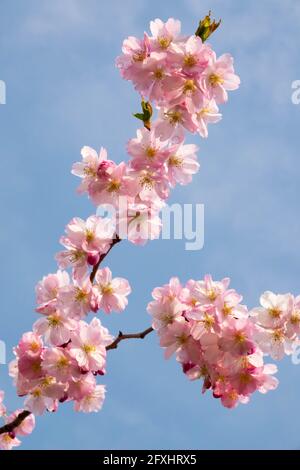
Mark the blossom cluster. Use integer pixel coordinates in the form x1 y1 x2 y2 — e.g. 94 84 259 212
2 17 240 450
116 18 240 140
147 276 300 408
0 391 35 450
9 265 131 419
71 18 239 246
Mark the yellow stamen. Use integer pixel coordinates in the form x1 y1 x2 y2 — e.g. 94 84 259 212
83 344 96 354
291 311 300 325
184 54 197 67
75 289 87 303
101 284 114 295
234 332 246 344
30 342 40 353
183 79 196 94
207 290 217 301
168 155 183 167
209 73 224 86
158 36 171 49
273 329 284 342
140 173 154 189
48 315 61 327
153 68 164 80
133 51 146 62
222 304 233 316
85 230 94 243
107 180 121 193
203 313 215 329
268 307 282 319
145 146 156 158
166 110 182 124
83 167 97 177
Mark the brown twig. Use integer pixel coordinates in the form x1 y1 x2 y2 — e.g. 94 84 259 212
0 410 31 436
106 326 154 351
90 234 121 283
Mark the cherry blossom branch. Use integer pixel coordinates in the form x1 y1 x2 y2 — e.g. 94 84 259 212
0 325 154 435
90 235 121 283
106 326 154 351
0 410 31 436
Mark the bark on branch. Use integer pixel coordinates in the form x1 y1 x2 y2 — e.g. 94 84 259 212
106 326 154 351
0 410 31 436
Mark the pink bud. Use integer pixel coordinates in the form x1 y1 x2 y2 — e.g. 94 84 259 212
97 160 114 178
87 252 100 266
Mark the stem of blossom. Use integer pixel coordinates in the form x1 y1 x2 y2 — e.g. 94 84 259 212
0 326 154 435
106 326 154 351
90 235 121 283
0 410 31 435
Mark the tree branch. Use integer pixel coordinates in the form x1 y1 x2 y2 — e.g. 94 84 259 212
0 325 154 435
1 234 152 436
90 234 121 283
106 326 154 351
0 410 31 436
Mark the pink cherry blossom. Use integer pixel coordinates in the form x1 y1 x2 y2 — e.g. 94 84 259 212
251 291 292 329
34 310 77 346
92 267 131 313
218 318 256 356
68 372 96 401
15 332 43 358
159 317 192 359
24 380 64 415
74 384 106 413
127 127 168 170
58 276 93 319
151 276 185 304
201 52 240 104
35 270 70 314
168 76 205 114
69 318 112 372
165 142 199 186
147 298 184 330
131 168 170 201
116 33 151 80
0 433 21 450
117 201 162 245
42 348 80 382
61 215 114 258
72 146 113 194
286 295 300 337
192 99 222 138
0 391 6 417
154 104 197 142
149 18 181 52
173 35 212 76
88 162 137 206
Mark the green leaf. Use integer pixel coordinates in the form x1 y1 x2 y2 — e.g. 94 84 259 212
133 113 145 121
195 11 221 42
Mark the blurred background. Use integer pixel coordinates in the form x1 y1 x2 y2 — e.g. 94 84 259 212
0 0 300 450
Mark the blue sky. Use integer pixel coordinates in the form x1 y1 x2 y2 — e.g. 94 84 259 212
1 0 300 450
